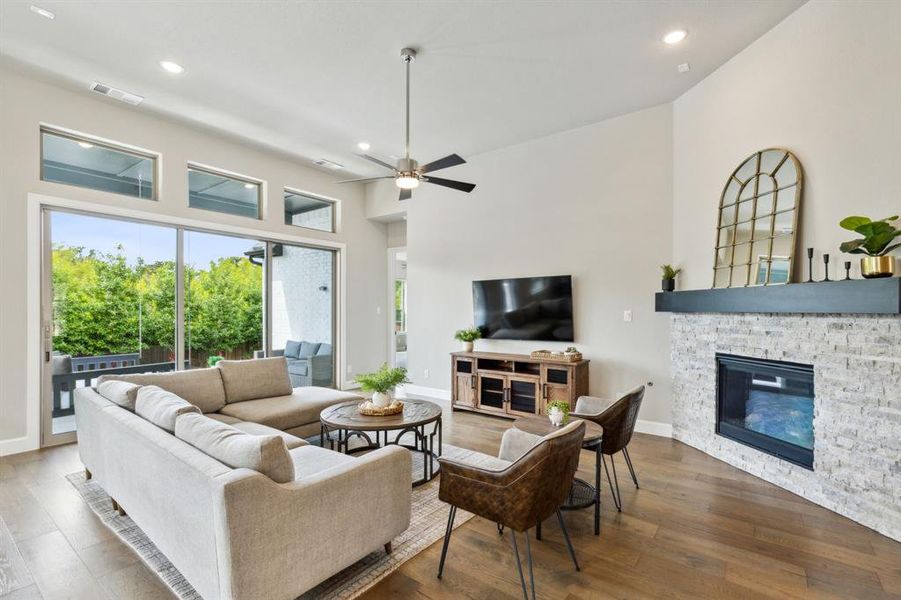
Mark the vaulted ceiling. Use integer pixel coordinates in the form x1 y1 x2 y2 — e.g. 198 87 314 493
1 1 805 176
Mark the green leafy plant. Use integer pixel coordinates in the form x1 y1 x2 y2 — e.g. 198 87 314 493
454 327 482 343
354 363 410 394
565 346 578 353
546 400 571 423
660 264 682 280
839 215 901 256
207 355 225 367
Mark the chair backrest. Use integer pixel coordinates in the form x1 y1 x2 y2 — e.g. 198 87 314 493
503 420 586 530
598 385 645 454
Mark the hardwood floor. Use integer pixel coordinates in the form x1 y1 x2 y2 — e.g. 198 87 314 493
1 400 899 600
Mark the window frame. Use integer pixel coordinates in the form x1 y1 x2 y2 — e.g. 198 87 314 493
283 187 338 234
187 162 264 220
39 125 160 201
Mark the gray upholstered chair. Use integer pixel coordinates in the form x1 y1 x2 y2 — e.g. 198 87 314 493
275 340 334 387
572 385 645 511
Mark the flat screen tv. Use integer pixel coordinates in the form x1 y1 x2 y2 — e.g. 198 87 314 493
472 275 573 341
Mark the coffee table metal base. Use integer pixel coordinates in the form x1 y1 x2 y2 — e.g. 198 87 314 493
320 419 442 487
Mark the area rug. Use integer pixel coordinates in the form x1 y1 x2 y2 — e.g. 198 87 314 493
66 444 488 600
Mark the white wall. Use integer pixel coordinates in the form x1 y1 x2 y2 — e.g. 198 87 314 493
405 104 674 425
0 63 389 449
673 0 901 289
387 221 407 248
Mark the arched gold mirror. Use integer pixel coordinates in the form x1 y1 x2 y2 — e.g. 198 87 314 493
712 148 803 288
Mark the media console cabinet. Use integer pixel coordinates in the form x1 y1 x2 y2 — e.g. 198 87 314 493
450 351 590 418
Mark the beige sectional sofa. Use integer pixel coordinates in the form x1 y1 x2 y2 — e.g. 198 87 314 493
75 357 412 600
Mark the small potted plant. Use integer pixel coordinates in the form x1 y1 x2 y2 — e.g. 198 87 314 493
839 215 901 278
564 346 579 356
355 363 410 408
660 264 682 292
546 401 570 427
207 355 225 367
454 327 482 352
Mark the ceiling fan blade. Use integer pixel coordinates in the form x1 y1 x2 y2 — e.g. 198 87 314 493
420 153 466 173
399 188 412 201
422 176 476 193
336 176 394 184
358 154 397 171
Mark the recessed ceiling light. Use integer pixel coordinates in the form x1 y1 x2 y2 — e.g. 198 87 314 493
78 141 94 149
30 5 54 19
243 183 255 189
159 60 185 74
663 30 687 45
357 142 371 151
677 62 691 73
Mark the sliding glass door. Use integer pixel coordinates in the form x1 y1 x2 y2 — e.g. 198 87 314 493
43 211 177 446
184 231 264 368
41 208 338 447
270 243 337 387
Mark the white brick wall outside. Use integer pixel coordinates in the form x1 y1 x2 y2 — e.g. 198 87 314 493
271 244 333 349
671 313 901 542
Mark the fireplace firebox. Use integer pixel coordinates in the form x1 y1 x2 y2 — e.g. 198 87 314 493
715 354 814 469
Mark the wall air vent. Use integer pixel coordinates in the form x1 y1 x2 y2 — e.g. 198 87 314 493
89 81 144 106
313 158 344 170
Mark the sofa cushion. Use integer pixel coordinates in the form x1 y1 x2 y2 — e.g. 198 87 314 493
298 342 321 358
287 362 309 376
206 413 242 425
217 357 293 404
230 422 307 450
217 387 363 431
316 343 332 356
174 413 294 483
288 445 355 479
96 380 142 411
135 385 201 433
284 340 302 359
96 368 226 414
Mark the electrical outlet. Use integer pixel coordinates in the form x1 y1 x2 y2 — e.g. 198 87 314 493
623 310 633 322
424 368 430 379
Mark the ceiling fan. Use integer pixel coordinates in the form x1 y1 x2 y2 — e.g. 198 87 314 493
338 48 476 201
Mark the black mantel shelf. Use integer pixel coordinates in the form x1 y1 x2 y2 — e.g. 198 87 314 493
655 278 901 315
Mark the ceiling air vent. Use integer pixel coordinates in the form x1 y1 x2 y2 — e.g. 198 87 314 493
89 81 144 106
313 158 344 170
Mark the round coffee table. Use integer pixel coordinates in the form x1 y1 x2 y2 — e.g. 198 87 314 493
320 399 443 487
513 415 604 535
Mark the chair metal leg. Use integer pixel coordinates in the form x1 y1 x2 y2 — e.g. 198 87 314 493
510 531 529 600
602 454 622 512
556 509 580 572
623 447 639 488
524 529 536 600
437 506 456 579
536 520 541 540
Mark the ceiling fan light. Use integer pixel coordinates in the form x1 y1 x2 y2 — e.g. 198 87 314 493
396 175 419 190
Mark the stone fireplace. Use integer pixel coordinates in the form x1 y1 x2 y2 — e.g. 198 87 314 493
671 312 901 542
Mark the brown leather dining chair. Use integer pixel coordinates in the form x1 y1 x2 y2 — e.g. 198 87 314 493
572 385 645 511
436 420 586 600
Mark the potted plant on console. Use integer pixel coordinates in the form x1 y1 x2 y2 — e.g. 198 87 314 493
355 364 410 408
454 327 482 352
839 215 901 278
546 400 570 427
660 264 682 292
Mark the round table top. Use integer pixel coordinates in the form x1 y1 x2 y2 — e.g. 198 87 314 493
512 414 603 444
320 398 442 431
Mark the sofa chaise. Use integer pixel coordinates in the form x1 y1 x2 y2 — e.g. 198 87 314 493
75 357 412 600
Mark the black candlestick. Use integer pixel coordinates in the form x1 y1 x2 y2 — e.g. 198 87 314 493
806 248 814 283
844 261 852 280
822 253 831 282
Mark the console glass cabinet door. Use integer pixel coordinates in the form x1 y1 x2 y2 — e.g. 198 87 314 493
477 375 507 413
507 375 539 416
453 359 477 408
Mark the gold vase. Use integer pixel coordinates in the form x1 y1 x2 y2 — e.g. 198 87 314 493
860 256 895 278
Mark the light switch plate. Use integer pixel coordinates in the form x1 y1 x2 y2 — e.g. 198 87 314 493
623 310 633 322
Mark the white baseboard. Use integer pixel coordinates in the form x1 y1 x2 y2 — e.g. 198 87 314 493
399 384 451 401
634 419 673 438
0 435 39 457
